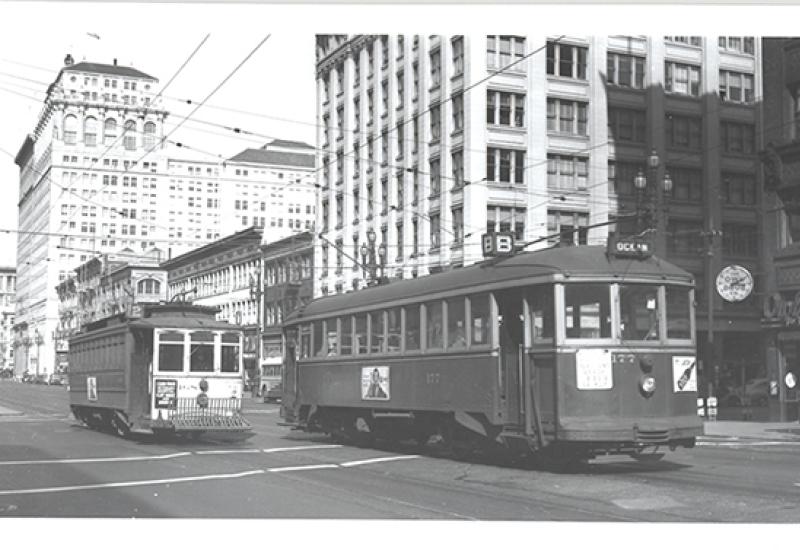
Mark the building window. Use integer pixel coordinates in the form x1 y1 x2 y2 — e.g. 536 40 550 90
396 171 404 210
720 121 755 155
412 63 419 101
722 224 757 257
396 223 404 260
124 120 137 150
396 71 404 109
452 36 464 76
451 150 464 190
665 36 702 46
547 154 588 190
430 213 441 249
487 35 525 69
83 117 97 147
719 70 754 104
337 106 345 141
336 195 343 228
63 115 78 145
487 90 525 127
367 183 374 218
430 104 441 141
353 187 360 220
546 42 587 80
143 121 156 150
430 158 441 196
381 177 388 214
665 62 701 96
547 210 588 246
608 160 644 196
452 207 464 244
322 200 329 231
487 148 525 184
412 219 419 256
607 107 646 143
719 36 755 55
669 166 704 202
452 93 464 132
137 278 161 294
486 206 526 241
606 52 646 89
547 98 588 135
722 173 757 206
665 114 702 149
430 49 441 88
381 81 388 117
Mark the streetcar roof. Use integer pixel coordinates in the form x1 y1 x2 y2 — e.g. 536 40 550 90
286 245 693 323
72 304 240 338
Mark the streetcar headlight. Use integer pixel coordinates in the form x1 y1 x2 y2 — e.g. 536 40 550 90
639 375 656 397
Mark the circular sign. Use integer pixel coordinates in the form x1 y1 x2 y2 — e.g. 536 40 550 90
196 392 209 408
786 372 797 389
716 265 754 302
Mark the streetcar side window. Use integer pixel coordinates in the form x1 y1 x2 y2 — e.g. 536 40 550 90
666 286 692 340
299 324 311 358
370 311 386 354
354 314 368 354
564 284 611 339
325 320 339 356
447 297 467 349
221 332 240 372
619 284 660 341
158 330 184 372
405 304 421 351
189 331 215 372
528 285 554 344
426 300 444 349
340 316 353 355
469 294 491 347
313 321 325 356
387 307 402 352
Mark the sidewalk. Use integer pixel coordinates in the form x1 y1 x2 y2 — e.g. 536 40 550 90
703 420 800 441
0 404 22 416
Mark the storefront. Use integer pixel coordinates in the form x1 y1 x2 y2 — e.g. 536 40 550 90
761 291 800 421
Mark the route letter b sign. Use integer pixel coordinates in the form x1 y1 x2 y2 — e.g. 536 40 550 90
482 232 515 257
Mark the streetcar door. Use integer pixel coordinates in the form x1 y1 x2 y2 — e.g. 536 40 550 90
496 290 525 427
282 328 299 410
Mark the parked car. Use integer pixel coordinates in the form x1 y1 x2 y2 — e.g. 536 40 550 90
32 375 49 385
49 373 68 386
21 372 34 384
263 383 283 403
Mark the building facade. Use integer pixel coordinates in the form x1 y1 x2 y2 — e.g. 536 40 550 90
315 34 765 415
0 268 15 370
13 54 316 378
260 231 314 392
758 38 800 421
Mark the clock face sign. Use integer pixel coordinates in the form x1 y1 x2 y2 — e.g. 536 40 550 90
716 265 754 302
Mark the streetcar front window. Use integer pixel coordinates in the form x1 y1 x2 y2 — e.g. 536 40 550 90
189 331 214 372
470 294 491 346
528 285 554 344
564 284 611 339
619 284 660 341
666 286 693 340
158 330 184 372
221 332 240 373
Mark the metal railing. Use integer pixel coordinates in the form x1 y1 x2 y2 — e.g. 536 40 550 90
170 397 249 430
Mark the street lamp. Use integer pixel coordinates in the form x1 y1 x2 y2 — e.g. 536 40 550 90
359 229 388 287
633 149 673 241
33 329 43 379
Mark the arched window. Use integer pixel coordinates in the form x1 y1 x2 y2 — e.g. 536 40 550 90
124 120 137 151
104 118 117 145
63 115 78 145
143 121 156 150
83 117 97 147
137 278 161 294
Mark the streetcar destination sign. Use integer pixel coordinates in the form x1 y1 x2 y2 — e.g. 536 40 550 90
482 232 515 257
607 235 653 258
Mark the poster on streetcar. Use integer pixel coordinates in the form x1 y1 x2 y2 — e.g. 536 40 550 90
361 366 390 400
86 376 97 401
672 356 697 392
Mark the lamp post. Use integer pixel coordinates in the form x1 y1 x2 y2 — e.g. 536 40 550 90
33 329 43 379
633 149 673 254
359 229 387 287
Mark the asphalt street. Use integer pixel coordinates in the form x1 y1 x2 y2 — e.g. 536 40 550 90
1 380 799 521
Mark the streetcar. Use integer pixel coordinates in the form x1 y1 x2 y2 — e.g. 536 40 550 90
68 303 252 439
280 242 702 464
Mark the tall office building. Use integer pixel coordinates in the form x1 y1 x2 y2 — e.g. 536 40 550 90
315 35 764 410
13 55 316 378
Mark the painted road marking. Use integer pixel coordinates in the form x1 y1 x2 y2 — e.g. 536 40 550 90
267 464 340 472
696 441 800 447
0 451 192 466
194 449 262 455
262 444 343 453
340 455 420 467
242 409 278 414
0 469 265 496
613 496 683 510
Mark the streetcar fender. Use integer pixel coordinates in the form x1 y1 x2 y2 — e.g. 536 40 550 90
454 411 487 437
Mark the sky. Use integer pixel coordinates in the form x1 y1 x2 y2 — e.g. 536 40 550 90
0 0 795 273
